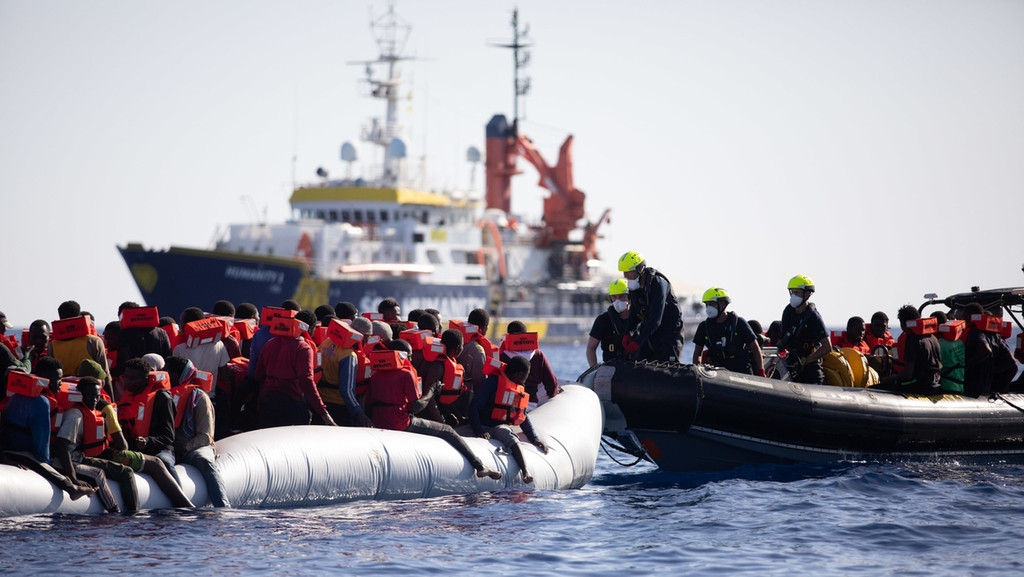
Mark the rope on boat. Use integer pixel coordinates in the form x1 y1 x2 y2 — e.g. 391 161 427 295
992 392 1024 415
600 436 651 467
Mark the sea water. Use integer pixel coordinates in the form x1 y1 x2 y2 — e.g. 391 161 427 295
4 342 1024 576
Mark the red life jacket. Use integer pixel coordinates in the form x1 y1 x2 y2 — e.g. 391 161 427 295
169 384 200 429
435 355 466 406
490 372 528 426
76 403 110 458
117 371 171 438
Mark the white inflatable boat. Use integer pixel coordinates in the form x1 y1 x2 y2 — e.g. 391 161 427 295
0 384 601 517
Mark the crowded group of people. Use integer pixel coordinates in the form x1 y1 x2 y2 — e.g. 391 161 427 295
0 296 565 511
586 253 1024 398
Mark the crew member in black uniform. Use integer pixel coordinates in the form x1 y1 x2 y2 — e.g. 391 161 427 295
586 279 631 367
777 274 831 385
618 250 684 363
691 287 765 376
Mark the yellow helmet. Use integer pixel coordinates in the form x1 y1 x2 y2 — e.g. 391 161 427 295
617 251 645 272
608 279 630 296
702 287 731 304
787 274 815 292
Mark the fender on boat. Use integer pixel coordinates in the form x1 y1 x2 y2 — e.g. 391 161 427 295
0 384 601 518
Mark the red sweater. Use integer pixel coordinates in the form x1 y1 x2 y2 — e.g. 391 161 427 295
255 336 328 416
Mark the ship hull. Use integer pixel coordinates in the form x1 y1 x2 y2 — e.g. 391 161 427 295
119 244 490 324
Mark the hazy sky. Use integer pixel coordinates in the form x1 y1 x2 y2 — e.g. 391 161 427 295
2 0 1023 330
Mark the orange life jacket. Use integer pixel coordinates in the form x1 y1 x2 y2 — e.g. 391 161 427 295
490 372 528 426
436 355 466 406
76 403 110 458
117 371 171 438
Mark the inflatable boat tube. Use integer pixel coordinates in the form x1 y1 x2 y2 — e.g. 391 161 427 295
0 384 601 517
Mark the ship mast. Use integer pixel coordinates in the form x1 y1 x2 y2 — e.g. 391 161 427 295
353 3 412 187
491 9 532 133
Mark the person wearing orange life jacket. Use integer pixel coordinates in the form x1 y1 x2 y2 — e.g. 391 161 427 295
364 339 502 480
173 307 234 438
499 321 559 406
872 305 942 395
52 376 129 514
469 356 548 484
0 310 32 373
832 316 872 355
962 302 1017 398
317 317 374 428
254 313 338 429
115 301 172 378
48 301 112 399
456 308 497 398
118 357 183 485
417 329 471 427
164 356 230 507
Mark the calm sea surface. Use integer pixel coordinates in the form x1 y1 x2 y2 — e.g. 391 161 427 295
4 342 1024 576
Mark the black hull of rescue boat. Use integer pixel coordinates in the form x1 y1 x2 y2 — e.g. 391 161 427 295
582 362 1024 472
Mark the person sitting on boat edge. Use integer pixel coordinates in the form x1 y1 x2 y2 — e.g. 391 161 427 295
776 274 831 385
1 359 96 501
52 376 129 514
173 307 233 439
363 338 502 480
470 356 548 484
164 356 231 507
691 287 765 376
586 279 631 368
499 320 559 406
962 302 1017 398
617 250 685 363
420 329 472 427
872 305 942 395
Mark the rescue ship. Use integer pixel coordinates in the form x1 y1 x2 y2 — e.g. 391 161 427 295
118 8 698 342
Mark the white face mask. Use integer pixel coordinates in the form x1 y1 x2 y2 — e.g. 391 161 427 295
613 300 628 313
626 278 640 291
789 294 805 308
705 304 719 319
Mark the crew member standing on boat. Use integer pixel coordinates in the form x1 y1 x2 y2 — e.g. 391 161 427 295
586 279 631 367
618 251 684 363
777 275 831 385
691 288 765 376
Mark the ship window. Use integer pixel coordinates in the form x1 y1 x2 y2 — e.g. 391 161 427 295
354 210 363 222
420 212 428 224
342 210 351 222
329 210 338 221
316 210 325 219
413 232 425 243
267 247 274 255
367 211 376 222
380 210 389 222
426 249 441 265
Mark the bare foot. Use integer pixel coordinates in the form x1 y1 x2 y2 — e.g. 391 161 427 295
476 468 502 480
522 474 534 484
68 484 96 501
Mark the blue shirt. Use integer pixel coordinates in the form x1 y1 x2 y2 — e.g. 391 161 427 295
1 394 53 462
